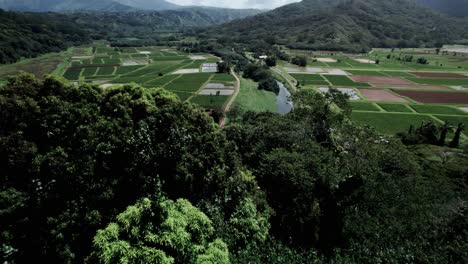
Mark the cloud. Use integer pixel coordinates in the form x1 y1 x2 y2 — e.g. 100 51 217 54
167 0 301 9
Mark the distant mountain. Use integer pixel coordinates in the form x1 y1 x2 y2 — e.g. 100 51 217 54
416 0 468 17
115 0 179 11
206 0 468 52
0 0 178 11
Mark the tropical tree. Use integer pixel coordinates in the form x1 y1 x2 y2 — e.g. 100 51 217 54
89 197 230 264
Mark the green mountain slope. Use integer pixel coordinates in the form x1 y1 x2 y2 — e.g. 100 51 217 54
417 0 468 17
206 0 468 52
0 9 89 63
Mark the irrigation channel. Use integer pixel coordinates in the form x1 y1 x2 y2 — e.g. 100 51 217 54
277 81 293 115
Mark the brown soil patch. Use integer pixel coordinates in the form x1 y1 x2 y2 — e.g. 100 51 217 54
351 76 411 85
372 83 451 90
394 90 468 104
410 72 468 78
359 89 408 102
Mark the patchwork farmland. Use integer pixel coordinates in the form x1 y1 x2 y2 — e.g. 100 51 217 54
59 44 235 110
280 47 468 136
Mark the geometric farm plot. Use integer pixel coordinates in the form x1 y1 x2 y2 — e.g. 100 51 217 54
199 89 235 95
205 83 235 89
351 76 412 85
172 69 200 74
322 68 349 76
201 63 218 73
359 89 408 102
284 66 324 74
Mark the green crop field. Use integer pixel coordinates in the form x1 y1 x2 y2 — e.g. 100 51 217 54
143 75 181 87
351 112 437 135
165 73 212 92
115 66 144 75
211 74 236 82
82 67 97 77
378 103 413 113
410 105 468 115
190 95 230 109
63 68 82 80
97 67 115 75
173 91 195 101
349 102 381 111
291 74 329 85
323 75 371 87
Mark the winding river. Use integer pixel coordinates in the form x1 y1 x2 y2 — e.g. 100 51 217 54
276 81 293 115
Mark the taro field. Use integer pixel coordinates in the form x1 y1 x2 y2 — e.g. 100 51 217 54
59 44 235 110
282 47 468 138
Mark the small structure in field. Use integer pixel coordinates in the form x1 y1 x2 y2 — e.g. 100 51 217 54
259 55 268 59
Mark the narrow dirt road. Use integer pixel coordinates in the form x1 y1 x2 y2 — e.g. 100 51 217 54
220 69 241 127
272 67 297 92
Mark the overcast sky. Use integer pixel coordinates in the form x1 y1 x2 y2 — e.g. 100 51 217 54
167 0 301 9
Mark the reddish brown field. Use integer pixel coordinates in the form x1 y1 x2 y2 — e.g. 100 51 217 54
394 90 468 104
351 76 412 84
372 83 451 90
359 89 408 102
410 72 468 78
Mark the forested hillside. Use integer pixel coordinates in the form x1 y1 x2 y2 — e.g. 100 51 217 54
417 0 468 17
1 74 466 263
0 8 262 64
0 9 89 64
204 0 468 52
0 0 176 11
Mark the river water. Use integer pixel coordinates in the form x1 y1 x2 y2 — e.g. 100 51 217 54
276 81 293 115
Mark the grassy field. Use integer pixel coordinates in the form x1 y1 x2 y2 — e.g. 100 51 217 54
351 112 437 134
433 115 468 128
232 78 277 113
190 95 230 109
291 73 329 85
378 103 413 113
211 73 236 82
410 105 468 115
349 102 381 111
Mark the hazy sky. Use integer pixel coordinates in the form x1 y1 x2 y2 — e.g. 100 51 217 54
167 0 301 9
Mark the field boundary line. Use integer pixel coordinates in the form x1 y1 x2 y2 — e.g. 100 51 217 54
220 70 241 128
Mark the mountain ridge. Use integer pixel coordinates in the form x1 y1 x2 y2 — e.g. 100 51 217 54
204 0 468 52
0 0 180 11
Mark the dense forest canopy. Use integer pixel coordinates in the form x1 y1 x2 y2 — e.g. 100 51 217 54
0 9 89 64
1 74 466 263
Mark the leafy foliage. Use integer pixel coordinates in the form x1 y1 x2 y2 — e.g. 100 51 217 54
89 197 229 264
